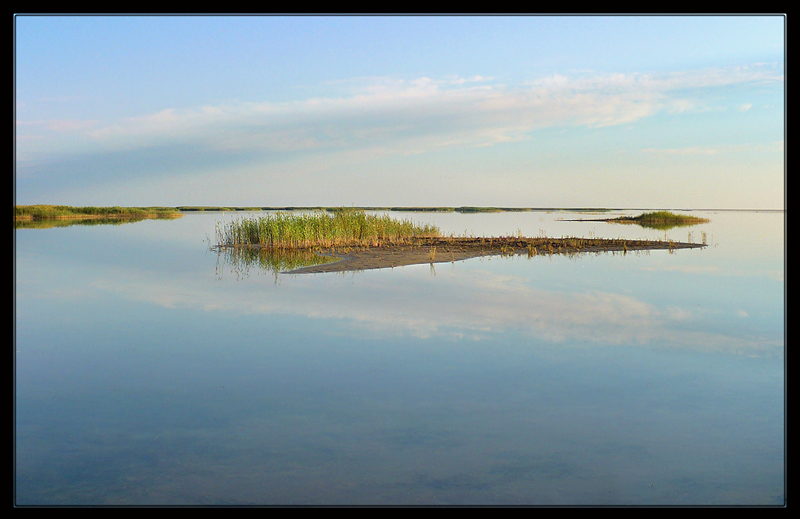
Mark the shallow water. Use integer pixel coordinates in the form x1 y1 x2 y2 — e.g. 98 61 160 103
14 209 785 506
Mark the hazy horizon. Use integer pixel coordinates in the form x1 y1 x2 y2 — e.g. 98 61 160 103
14 15 785 210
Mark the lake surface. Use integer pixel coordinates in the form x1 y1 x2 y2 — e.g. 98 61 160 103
14 209 785 506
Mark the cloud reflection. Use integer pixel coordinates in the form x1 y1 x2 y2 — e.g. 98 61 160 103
87 255 782 358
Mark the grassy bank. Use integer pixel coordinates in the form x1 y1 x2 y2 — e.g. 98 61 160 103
215 209 440 249
15 205 183 221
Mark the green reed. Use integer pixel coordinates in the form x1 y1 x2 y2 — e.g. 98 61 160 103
215 209 440 249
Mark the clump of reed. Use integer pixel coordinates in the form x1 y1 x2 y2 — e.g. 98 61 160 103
215 209 440 250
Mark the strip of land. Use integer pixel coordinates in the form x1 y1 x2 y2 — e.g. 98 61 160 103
253 236 706 274
14 205 183 221
178 206 616 213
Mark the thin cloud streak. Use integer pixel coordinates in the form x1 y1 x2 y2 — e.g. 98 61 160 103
641 141 784 156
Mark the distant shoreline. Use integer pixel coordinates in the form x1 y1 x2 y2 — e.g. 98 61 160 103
175 206 783 213
13 204 783 222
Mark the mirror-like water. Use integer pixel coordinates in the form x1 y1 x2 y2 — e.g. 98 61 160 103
14 209 785 506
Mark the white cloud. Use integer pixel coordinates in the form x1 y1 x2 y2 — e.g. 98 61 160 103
48 64 781 160
15 63 784 207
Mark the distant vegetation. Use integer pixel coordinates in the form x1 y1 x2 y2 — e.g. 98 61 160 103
607 211 710 230
177 206 283 212
179 206 615 213
15 205 709 236
15 205 182 221
215 208 440 249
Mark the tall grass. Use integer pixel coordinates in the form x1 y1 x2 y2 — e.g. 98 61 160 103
215 209 440 249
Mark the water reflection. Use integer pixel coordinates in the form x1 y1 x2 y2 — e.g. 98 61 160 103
75 247 777 358
605 218 709 231
14 217 151 229
214 246 341 278
14 209 785 506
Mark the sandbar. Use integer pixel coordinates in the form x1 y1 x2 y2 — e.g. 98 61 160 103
277 236 706 274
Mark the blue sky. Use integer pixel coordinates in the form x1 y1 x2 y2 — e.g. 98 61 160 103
14 15 785 209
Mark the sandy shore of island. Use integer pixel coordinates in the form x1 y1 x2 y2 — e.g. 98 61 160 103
278 236 706 274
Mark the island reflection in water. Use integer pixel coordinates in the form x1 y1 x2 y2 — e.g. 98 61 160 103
210 239 778 358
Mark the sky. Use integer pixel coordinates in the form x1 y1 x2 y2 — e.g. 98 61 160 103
14 15 785 209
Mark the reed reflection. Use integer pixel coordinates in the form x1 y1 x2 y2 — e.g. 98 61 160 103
14 218 152 229
215 246 342 278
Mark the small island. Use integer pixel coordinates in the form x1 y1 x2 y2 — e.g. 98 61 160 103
213 209 707 274
563 210 710 230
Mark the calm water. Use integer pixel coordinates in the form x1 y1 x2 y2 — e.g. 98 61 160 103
14 209 785 506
